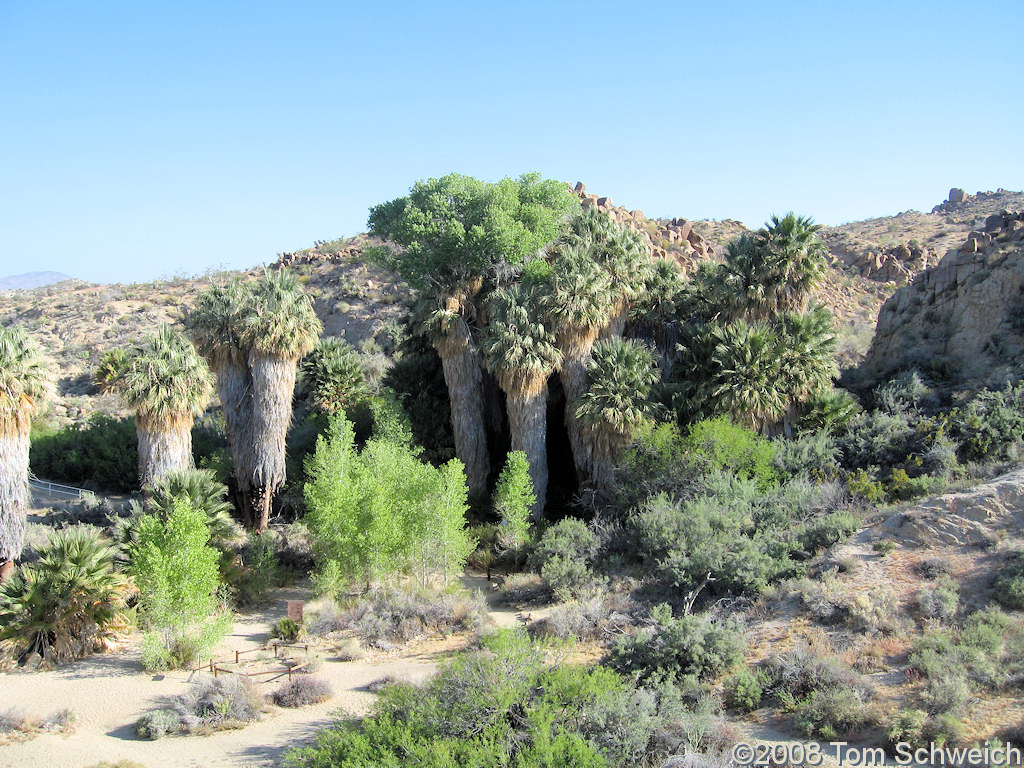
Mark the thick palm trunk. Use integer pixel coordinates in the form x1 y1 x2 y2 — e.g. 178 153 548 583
0 428 30 581
436 318 489 497
599 303 629 340
558 330 599 484
215 362 255 526
506 385 549 519
248 352 298 531
136 414 194 488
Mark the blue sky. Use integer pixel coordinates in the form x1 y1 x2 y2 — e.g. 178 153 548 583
1 1 1021 284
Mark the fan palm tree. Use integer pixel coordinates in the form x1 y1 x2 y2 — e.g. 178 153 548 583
759 212 828 314
112 325 213 488
0 326 53 582
299 338 371 414
775 304 839 435
238 269 322 530
630 257 687 375
574 338 661 487
482 285 562 516
539 242 614 482
708 321 787 433
561 208 650 337
186 280 253 505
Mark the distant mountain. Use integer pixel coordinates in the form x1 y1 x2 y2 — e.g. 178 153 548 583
0 271 73 291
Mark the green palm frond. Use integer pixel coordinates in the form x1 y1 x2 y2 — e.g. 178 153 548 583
299 338 371 414
118 325 213 424
482 285 562 396
540 242 615 339
0 325 54 434
185 280 249 370
239 269 323 360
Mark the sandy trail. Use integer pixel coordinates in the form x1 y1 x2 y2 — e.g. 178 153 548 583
0 584 461 768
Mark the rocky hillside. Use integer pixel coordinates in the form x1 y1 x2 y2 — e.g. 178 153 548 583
859 209 1024 390
1 185 1020 425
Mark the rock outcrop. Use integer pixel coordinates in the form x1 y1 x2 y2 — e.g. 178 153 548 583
880 468 1024 546
860 211 1024 387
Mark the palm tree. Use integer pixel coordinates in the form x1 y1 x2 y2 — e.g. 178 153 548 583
561 209 649 337
759 212 828 314
238 269 322 530
574 338 661 487
775 304 838 435
0 326 53 582
630 257 687 375
186 280 254 508
113 325 213 487
482 284 562 516
299 338 371 414
708 321 787 433
539 242 614 483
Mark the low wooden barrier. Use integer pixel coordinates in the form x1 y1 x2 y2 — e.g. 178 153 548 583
204 642 316 682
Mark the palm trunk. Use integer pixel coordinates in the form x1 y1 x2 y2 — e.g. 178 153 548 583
0 428 30 581
214 361 253 521
599 302 629 339
248 351 298 531
136 413 194 488
558 329 599 484
436 317 490 497
506 383 549 519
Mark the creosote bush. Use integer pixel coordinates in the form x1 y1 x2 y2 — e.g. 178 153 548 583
530 517 601 601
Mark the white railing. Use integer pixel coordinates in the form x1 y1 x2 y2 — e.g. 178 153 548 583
28 475 86 500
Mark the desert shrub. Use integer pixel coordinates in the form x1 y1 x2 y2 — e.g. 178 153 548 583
614 422 703 509
838 410 920 471
0 527 130 665
500 572 550 606
915 557 954 579
135 676 263 739
911 577 959 622
995 552 1024 609
846 468 886 502
530 592 639 642
926 713 966 747
683 417 777 489
874 370 931 414
272 677 332 708
723 666 765 712
773 430 838 478
920 669 971 716
229 531 284 608
272 617 302 643
30 414 137 492
531 518 600 601
609 603 744 686
798 510 860 552
0 707 75 741
764 643 867 704
131 499 227 671
322 587 485 649
887 708 928 750
304 417 474 590
792 687 871 740
949 383 1024 462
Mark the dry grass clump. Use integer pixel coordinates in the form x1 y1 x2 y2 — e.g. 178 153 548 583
306 587 486 649
528 590 640 641
134 677 264 739
0 707 75 744
271 677 332 708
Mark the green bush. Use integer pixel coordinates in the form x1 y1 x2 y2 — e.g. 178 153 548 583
792 687 871 740
135 677 263 739
995 553 1024 610
131 499 226 671
683 417 777 489
0 528 130 665
773 430 838 478
609 604 744 686
799 511 860 552
304 417 474 591
949 383 1024 462
887 708 928 750
911 577 959 622
723 666 764 712
531 518 600 601
272 617 302 643
493 450 534 561
30 414 138 492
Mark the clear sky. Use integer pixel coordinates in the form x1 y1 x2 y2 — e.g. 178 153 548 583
1 1 1021 284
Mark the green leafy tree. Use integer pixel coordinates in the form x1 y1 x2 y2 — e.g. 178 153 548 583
574 338 661 487
0 325 53 581
369 172 578 496
304 417 473 591
131 497 225 670
102 325 213 487
493 450 534 558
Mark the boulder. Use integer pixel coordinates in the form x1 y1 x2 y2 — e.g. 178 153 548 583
948 188 968 203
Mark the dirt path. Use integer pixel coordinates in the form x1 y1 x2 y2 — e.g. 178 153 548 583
0 585 466 768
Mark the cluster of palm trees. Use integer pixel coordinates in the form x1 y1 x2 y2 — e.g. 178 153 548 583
673 213 838 434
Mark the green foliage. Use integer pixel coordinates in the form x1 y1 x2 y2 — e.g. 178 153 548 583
723 666 765 712
299 338 371 414
0 527 129 664
773 430 838 479
493 451 534 558
683 417 777 488
609 604 744 686
792 687 871 740
949 383 1024 462
304 417 474 591
30 414 138 492
131 498 225 670
368 172 579 292
272 617 302 643
799 511 860 552
995 552 1024 610
531 518 599 601
874 370 931 414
